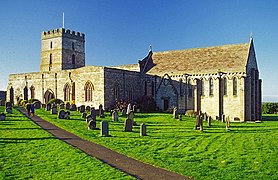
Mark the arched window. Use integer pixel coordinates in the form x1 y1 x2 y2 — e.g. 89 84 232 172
233 77 237 96
84 81 94 102
64 83 71 101
188 79 193 97
72 54 75 65
23 86 28 100
50 41 52 49
201 79 205 96
114 84 120 100
72 82 75 101
30 86 35 99
127 84 133 101
209 78 213 96
179 79 184 96
144 81 148 96
151 81 155 96
72 42 75 50
223 77 227 96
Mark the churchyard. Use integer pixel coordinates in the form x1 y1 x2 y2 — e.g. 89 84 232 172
1 104 278 179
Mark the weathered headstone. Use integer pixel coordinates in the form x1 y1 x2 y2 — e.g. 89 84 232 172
128 111 135 124
100 121 109 136
99 104 104 118
82 112 87 119
195 115 200 130
88 120 97 130
140 123 146 136
86 106 91 112
86 115 93 123
127 103 132 114
80 105 85 113
204 113 208 121
6 107 12 114
0 113 6 120
199 115 203 132
91 108 97 121
34 101 42 109
112 110 118 121
70 104 77 111
121 109 127 117
58 110 66 119
173 107 178 119
64 111 70 119
59 103 65 109
5 102 12 109
52 107 57 114
46 103 51 111
132 105 136 112
124 118 133 132
208 116 212 127
65 103 70 110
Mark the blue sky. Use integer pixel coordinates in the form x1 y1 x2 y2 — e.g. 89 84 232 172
0 0 277 102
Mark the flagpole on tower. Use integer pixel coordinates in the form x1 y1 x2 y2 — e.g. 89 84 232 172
62 12 65 28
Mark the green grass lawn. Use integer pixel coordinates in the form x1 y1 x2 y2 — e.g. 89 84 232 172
34 108 278 180
0 106 134 180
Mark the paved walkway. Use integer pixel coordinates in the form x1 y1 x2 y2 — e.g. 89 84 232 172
18 108 191 180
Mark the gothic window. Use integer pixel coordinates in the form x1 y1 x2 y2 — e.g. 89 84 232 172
114 84 120 100
127 84 133 101
72 54 75 65
201 79 205 96
30 86 35 99
64 83 71 101
23 86 28 100
84 81 94 102
72 82 75 101
209 78 213 96
179 79 184 96
50 41 52 49
233 77 237 96
151 81 155 96
188 79 193 98
144 81 148 96
72 42 75 50
223 77 227 96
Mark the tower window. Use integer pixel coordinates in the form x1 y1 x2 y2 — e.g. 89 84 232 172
72 42 75 50
233 77 237 96
72 54 75 65
50 41 52 49
49 54 52 71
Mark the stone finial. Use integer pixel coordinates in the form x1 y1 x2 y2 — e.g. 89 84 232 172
250 32 253 39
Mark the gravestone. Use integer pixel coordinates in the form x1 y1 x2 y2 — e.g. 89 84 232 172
6 107 12 114
82 112 87 119
222 114 225 123
121 109 127 117
64 111 70 119
199 115 203 132
132 105 136 112
88 120 97 130
65 103 70 110
128 111 135 124
100 121 109 136
140 123 146 136
59 103 65 109
124 118 133 132
70 104 77 111
5 102 12 109
99 104 104 118
127 103 132 114
112 110 118 122
34 101 42 109
52 107 57 114
0 113 6 120
179 114 182 121
58 110 66 119
91 108 97 121
46 103 51 111
204 113 208 121
226 116 230 130
86 106 91 112
195 115 200 130
80 105 85 113
208 116 212 127
173 107 178 119
86 115 93 123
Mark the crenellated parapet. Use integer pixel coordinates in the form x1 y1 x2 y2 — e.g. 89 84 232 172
42 28 85 41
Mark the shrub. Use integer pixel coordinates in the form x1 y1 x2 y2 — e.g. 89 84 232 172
28 99 40 103
262 102 278 114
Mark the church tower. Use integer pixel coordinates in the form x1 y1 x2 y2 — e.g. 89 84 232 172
40 28 85 72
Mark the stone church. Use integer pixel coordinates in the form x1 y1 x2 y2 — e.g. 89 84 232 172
6 27 262 121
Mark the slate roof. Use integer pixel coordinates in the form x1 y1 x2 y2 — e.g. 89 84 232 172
147 43 251 75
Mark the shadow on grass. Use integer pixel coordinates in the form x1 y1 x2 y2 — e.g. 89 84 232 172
0 137 56 144
262 116 278 121
0 127 42 130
